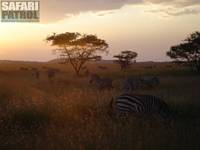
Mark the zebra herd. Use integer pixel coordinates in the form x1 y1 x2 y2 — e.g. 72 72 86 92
89 73 171 121
89 74 160 92
20 66 171 121
20 66 60 81
123 76 159 93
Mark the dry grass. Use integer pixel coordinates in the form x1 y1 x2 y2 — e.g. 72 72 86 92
0 61 200 150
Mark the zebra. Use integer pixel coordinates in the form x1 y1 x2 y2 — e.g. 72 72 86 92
20 67 29 71
110 93 170 120
30 68 40 79
98 65 107 70
89 74 113 90
139 76 160 88
45 68 60 81
34 70 40 79
47 69 56 81
122 78 141 93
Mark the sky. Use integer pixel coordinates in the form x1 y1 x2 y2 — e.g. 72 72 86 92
0 0 200 62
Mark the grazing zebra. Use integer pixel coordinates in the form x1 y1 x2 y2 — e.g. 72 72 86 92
45 68 60 81
47 69 56 81
30 68 40 79
89 74 113 90
110 93 170 119
143 66 154 69
98 65 107 70
34 70 40 79
20 67 29 71
122 78 141 93
140 76 160 87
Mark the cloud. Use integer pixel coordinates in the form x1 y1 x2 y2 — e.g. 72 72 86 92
41 0 141 22
145 0 200 7
145 0 200 16
39 0 200 22
166 7 200 16
147 7 200 17
96 10 116 16
145 0 175 4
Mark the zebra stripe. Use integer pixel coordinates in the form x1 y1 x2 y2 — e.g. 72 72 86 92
114 93 170 119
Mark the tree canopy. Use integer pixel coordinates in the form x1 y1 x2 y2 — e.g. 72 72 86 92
167 31 200 72
46 32 109 76
113 50 138 71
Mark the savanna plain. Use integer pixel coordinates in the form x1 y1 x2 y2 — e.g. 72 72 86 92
0 60 200 150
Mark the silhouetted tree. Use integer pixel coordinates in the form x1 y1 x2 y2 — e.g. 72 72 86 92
46 32 109 76
113 50 138 71
167 31 200 72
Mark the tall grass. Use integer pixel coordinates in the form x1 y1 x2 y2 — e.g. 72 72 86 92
0 62 200 149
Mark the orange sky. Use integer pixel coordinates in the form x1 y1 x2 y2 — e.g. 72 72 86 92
0 0 200 61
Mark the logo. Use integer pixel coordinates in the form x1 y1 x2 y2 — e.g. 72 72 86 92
1 1 40 22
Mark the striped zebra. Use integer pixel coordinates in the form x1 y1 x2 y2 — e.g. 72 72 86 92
140 76 160 88
122 78 141 93
89 74 113 90
110 93 170 119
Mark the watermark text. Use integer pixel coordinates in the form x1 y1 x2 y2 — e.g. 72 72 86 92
1 1 40 22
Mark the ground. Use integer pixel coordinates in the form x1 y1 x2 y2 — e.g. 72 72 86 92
0 61 200 150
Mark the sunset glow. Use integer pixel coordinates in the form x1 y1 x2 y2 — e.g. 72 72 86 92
0 0 200 61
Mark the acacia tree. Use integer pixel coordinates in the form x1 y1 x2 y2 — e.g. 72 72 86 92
46 32 109 76
113 50 138 71
167 31 200 72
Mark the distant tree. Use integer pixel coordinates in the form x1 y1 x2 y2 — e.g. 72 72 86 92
46 32 109 76
167 31 200 72
113 50 138 71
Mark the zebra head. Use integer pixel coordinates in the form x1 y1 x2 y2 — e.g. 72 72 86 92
158 101 171 120
158 102 174 127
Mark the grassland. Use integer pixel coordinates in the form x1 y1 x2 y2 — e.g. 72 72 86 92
0 60 200 150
